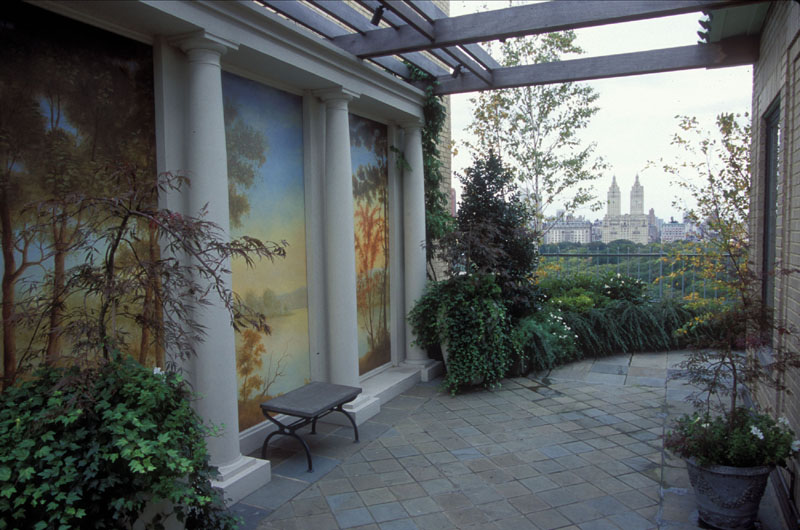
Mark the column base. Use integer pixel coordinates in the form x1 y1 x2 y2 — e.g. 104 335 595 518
402 359 443 382
212 455 271 505
320 394 381 427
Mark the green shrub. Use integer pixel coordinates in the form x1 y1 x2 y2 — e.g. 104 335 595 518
0 355 239 530
513 310 580 372
409 274 515 394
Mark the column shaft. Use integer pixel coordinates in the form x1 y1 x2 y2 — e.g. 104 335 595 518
182 41 241 470
322 94 360 388
402 124 428 363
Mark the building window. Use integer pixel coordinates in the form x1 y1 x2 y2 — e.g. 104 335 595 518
762 99 780 311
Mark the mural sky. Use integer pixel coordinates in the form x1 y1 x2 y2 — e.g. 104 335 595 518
222 72 310 431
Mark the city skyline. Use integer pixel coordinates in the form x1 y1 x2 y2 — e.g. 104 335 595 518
449 2 752 222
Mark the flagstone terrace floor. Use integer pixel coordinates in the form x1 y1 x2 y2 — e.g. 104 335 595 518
231 351 787 530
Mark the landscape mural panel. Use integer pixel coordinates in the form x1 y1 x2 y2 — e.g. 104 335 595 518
349 114 391 375
0 2 157 386
221 72 310 431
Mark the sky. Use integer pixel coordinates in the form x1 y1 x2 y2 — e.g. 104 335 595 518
448 1 753 223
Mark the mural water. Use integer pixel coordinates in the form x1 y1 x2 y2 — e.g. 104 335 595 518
349 115 391 375
221 72 311 431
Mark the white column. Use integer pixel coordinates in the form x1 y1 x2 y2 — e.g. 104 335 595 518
317 89 361 388
401 122 430 364
175 31 268 503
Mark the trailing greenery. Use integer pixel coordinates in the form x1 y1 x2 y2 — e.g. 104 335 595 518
409 274 515 395
0 354 239 530
405 64 453 278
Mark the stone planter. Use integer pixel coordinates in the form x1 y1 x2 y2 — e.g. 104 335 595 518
686 457 772 530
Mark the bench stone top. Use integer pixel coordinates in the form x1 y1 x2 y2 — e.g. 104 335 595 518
260 381 361 418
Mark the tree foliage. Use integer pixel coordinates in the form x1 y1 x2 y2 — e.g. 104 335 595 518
439 150 538 317
466 32 605 238
661 113 751 302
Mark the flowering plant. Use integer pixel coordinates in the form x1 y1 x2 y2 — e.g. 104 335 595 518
665 408 799 467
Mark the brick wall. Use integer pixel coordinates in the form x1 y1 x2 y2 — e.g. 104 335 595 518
751 0 800 508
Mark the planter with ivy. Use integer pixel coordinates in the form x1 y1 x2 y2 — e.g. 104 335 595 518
409 273 515 395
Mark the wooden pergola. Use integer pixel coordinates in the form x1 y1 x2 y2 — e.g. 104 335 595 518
256 0 766 95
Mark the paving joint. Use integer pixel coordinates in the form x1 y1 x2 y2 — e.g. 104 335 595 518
230 351 787 530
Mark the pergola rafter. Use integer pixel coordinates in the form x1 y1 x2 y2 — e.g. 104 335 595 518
255 0 768 95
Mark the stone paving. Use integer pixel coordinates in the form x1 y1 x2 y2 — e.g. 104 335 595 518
230 351 786 529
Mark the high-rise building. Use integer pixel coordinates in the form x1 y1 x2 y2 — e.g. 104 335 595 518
602 175 649 245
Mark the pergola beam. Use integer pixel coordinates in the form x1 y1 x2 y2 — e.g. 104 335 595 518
333 0 764 58
433 37 759 95
379 0 435 40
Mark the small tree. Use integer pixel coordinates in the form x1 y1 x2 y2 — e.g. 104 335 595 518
661 113 752 303
661 113 800 462
439 150 538 318
466 32 605 240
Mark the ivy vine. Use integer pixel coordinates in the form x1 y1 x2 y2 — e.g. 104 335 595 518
405 63 453 279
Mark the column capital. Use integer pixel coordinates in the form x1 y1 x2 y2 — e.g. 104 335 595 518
314 87 360 103
169 30 239 56
399 118 424 131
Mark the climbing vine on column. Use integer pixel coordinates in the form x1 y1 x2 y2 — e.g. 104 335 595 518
406 64 453 279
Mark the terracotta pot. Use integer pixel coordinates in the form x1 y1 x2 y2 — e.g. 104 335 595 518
686 457 772 530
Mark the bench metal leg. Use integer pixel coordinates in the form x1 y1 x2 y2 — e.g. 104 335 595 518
335 404 359 443
260 415 315 472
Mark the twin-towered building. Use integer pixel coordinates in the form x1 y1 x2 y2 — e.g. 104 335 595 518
602 175 650 245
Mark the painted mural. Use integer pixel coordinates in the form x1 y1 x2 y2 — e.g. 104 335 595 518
0 3 157 387
221 72 310 431
349 115 391 375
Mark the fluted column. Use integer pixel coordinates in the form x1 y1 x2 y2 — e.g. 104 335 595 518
175 32 249 478
401 122 429 363
318 89 360 388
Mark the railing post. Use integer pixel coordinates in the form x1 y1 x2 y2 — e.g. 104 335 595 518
659 247 663 299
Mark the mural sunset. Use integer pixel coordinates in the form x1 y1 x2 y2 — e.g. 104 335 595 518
222 72 310 431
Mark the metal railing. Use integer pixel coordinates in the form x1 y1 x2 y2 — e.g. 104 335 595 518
538 250 735 300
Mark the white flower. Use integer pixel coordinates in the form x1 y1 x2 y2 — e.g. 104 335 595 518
604 284 609 288
791 440 800 452
153 366 164 376
750 425 764 440
701 423 709 429
779 417 790 427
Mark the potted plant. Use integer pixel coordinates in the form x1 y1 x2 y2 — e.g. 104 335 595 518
409 272 515 394
664 303 800 529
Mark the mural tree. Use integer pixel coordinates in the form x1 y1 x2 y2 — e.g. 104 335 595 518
350 116 390 372
236 328 266 402
224 99 268 229
0 73 47 387
0 6 288 389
